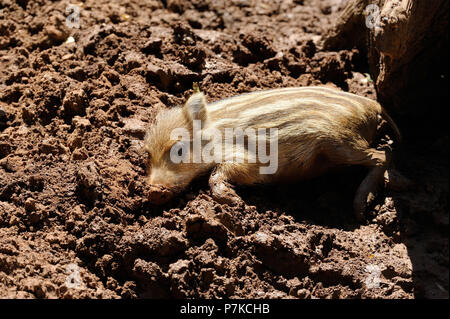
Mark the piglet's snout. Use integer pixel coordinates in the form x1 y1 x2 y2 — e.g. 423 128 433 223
147 184 174 205
148 168 176 187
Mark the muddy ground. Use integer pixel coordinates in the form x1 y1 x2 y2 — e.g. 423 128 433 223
0 0 448 299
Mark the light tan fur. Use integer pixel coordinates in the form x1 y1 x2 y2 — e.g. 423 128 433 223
144 86 400 220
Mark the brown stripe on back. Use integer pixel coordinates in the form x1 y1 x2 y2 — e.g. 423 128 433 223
212 100 368 131
210 90 311 118
209 87 375 119
230 104 345 128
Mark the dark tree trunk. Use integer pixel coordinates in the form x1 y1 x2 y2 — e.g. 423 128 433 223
324 0 449 136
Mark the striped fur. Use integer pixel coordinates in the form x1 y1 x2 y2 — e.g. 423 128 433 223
145 86 400 213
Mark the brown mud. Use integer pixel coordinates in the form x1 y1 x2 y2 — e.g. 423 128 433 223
0 0 448 298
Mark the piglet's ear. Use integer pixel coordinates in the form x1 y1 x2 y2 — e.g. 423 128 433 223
183 92 207 123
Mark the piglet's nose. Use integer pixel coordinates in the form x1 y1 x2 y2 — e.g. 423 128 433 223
148 168 171 187
147 184 174 205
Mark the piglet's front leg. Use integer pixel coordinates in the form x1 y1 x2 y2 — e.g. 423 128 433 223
209 166 245 207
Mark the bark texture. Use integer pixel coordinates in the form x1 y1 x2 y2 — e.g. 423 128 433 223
324 0 449 131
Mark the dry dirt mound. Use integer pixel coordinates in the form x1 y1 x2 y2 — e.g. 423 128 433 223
0 0 448 298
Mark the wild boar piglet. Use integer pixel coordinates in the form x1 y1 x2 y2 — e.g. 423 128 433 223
144 86 401 220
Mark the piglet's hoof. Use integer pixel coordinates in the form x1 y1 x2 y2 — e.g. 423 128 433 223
147 184 174 205
212 194 244 207
353 191 376 222
211 188 245 208
384 169 415 191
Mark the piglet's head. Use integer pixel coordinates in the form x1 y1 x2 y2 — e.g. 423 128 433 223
144 91 210 203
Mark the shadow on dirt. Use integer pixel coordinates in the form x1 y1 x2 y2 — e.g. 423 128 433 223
391 137 449 298
236 135 449 298
237 166 369 231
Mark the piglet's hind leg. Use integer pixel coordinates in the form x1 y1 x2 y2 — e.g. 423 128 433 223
353 148 391 221
209 166 245 207
326 145 390 221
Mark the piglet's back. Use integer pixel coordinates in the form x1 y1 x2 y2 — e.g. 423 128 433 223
207 86 381 144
